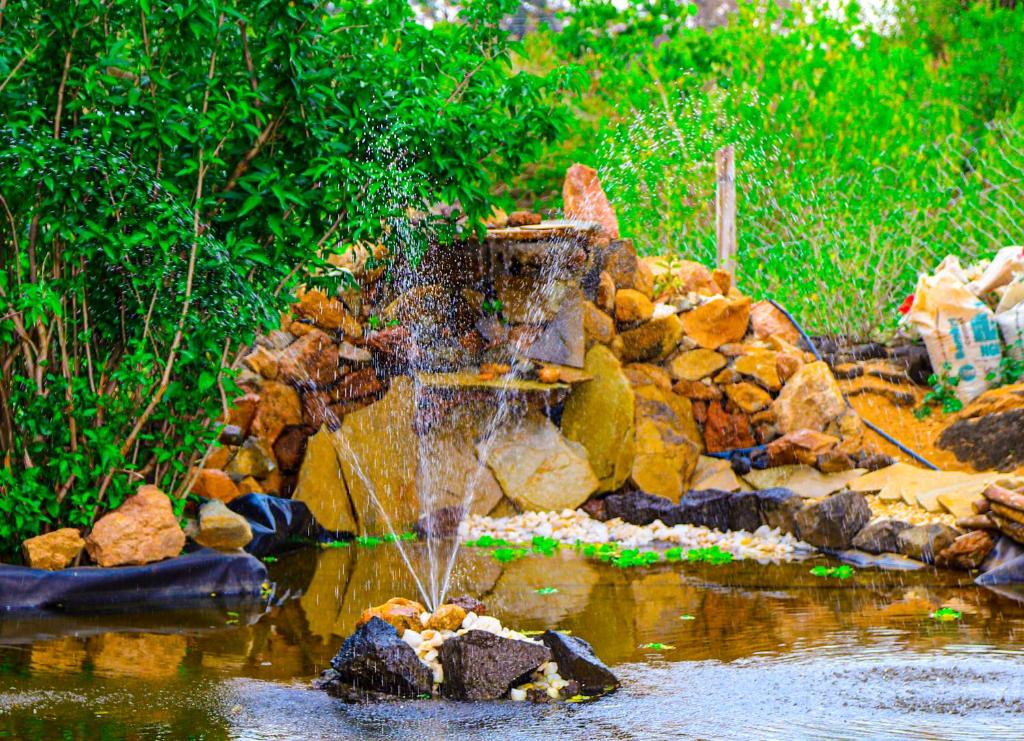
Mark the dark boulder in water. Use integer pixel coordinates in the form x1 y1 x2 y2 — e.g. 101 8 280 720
677 489 733 531
439 630 551 700
325 616 432 698
603 490 680 526
540 630 619 695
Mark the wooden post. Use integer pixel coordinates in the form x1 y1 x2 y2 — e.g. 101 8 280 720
715 145 737 276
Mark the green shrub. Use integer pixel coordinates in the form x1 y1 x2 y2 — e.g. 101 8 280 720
0 0 578 556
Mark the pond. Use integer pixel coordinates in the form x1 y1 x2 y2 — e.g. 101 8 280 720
1 545 1022 740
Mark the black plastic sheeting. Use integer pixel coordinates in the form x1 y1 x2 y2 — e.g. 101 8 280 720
226 492 325 557
975 535 1024 603
0 549 267 613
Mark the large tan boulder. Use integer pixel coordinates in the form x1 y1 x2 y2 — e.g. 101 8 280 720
561 345 636 492
630 384 700 502
293 426 358 533
484 412 599 511
772 361 847 435
563 163 619 239
337 377 419 535
85 486 186 567
22 528 84 570
679 295 751 349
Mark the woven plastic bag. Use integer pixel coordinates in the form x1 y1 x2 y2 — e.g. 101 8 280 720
968 246 1024 296
906 257 1003 403
995 276 1024 361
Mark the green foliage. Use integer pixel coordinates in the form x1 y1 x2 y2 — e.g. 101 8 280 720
465 534 514 548
530 535 560 556
518 0 1024 339
809 564 855 579
914 363 964 419
612 549 660 568
987 343 1024 387
686 546 734 565
930 607 962 622
0 0 576 555
493 547 528 563
534 587 559 595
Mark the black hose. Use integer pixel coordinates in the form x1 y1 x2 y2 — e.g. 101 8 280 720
766 299 940 471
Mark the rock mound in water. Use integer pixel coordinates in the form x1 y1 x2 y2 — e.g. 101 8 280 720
316 598 618 703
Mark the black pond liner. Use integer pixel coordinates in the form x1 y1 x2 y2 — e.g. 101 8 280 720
226 492 334 557
0 549 267 613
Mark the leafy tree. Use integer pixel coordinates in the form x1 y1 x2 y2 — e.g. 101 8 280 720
0 0 578 555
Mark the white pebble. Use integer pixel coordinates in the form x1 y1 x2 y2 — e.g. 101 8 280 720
510 688 527 702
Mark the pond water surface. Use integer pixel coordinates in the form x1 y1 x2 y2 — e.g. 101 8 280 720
1 545 1022 740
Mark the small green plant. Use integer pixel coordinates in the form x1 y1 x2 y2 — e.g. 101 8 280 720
355 536 383 548
262 556 278 564
482 298 504 316
679 614 696 621
930 607 963 622
914 363 964 419
531 536 560 556
320 540 351 549
687 546 734 565
534 587 559 595
639 642 675 651
987 344 1024 386
492 547 528 563
612 549 661 568
465 535 513 548
809 564 855 579
664 547 684 562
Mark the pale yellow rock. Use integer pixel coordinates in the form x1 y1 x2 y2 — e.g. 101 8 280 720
484 412 599 511
630 384 700 502
733 350 782 391
772 361 848 434
561 344 636 492
742 465 866 499
667 349 727 382
849 463 990 513
293 426 358 534
337 377 420 535
690 456 748 492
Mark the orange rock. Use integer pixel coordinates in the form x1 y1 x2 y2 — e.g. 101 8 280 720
711 268 732 295
251 381 302 446
776 353 804 382
596 271 616 313
204 445 232 470
507 210 542 227
238 477 263 495
326 368 383 404
773 361 847 434
227 393 260 436
563 163 619 238
680 295 751 349
724 382 772 413
672 379 723 401
288 320 316 338
750 300 801 344
766 429 840 467
703 401 755 453
426 603 467 632
278 328 342 388
615 289 654 324
480 363 512 376
538 366 561 384
734 349 782 391
583 301 616 345
293 288 362 337
191 469 241 504
242 345 279 380
22 528 84 570
85 486 186 567
658 260 721 298
357 597 426 634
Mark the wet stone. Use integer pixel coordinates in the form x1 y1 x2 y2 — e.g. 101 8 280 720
897 523 961 564
540 631 619 696
793 490 871 550
602 490 681 526
439 630 551 701
851 519 912 554
327 617 433 698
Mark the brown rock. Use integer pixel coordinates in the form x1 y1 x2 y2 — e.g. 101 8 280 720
562 345 636 493
776 353 804 382
672 379 723 401
366 325 416 362
711 268 732 295
816 450 857 473
619 314 683 363
242 345 279 380
238 477 263 495
724 382 772 413
251 381 302 446
563 163 619 238
293 288 362 337
713 367 741 385
984 483 1024 511
667 349 727 382
596 271 616 313
624 363 673 392
603 240 650 296
338 341 373 365
703 401 755 452
766 429 840 467
22 528 84 570
193 499 253 551
274 425 313 473
935 530 995 570
583 301 616 345
956 514 997 530
749 300 801 344
294 426 358 534
734 350 782 390
426 604 467 632
327 368 383 404
773 361 848 435
278 328 341 388
227 393 260 437
191 469 242 503
654 260 720 298
630 384 701 501
225 436 277 480
615 289 654 324
288 320 316 338
680 295 751 350
301 390 338 430
507 210 542 227
357 597 426 634
85 486 186 567
446 595 488 616
205 445 232 470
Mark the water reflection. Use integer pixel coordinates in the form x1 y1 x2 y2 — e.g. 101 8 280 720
1 545 1023 739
